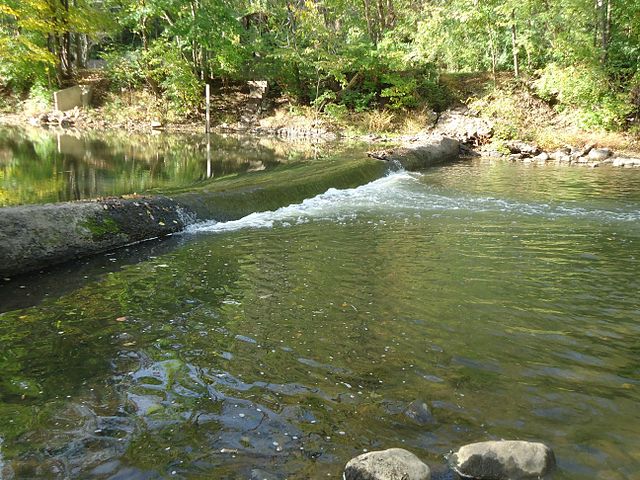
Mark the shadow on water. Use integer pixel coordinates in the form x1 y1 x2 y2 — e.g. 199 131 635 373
0 235 186 313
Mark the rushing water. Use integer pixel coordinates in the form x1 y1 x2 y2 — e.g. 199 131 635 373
1 149 640 478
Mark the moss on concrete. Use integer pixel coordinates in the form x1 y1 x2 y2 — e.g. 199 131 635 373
79 217 120 240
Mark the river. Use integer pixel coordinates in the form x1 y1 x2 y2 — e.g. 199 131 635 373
0 129 639 479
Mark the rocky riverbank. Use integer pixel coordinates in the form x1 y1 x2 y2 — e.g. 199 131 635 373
404 107 640 168
491 140 640 168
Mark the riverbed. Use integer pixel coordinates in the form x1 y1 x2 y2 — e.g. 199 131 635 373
0 130 639 479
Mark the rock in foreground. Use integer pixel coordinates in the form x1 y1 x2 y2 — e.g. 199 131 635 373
450 440 556 480
344 448 431 480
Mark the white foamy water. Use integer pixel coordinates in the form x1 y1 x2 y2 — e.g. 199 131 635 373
186 170 640 234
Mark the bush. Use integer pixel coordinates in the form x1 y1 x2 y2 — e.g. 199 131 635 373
534 63 629 130
103 41 203 116
145 40 203 115
381 76 419 110
22 82 53 113
627 72 640 127
341 88 376 112
323 102 348 121
102 47 145 91
0 32 54 94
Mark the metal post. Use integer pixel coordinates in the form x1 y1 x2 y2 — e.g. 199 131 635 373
206 134 212 178
205 84 211 133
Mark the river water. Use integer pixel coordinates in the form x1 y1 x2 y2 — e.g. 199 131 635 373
0 127 328 207
0 131 639 479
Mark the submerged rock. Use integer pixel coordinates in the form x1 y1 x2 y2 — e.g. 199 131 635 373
404 400 435 425
344 448 431 480
250 468 282 480
449 440 556 480
612 157 640 167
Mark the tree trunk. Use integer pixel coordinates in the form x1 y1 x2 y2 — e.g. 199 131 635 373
57 0 72 81
75 33 88 69
385 0 395 29
511 9 519 77
594 0 599 47
603 0 611 63
597 0 611 63
362 0 376 44
376 0 386 34
488 27 497 82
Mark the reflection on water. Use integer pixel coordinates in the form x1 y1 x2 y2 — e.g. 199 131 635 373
1 158 640 479
0 127 337 207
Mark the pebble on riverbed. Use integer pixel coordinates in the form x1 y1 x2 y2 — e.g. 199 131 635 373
344 448 431 480
449 440 556 480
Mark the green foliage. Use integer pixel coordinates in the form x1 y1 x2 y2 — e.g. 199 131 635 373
1 0 108 91
143 40 203 115
23 82 53 113
342 90 377 112
103 40 203 115
1 0 639 132
381 76 419 110
323 102 348 121
535 63 630 129
102 48 145 90
0 24 54 93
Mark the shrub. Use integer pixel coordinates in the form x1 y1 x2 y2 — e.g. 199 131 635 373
534 63 629 130
102 47 145 91
103 41 203 116
22 82 53 113
381 76 419 110
146 42 203 116
323 102 348 121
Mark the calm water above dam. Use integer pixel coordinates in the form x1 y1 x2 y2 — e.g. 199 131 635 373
0 134 639 479
0 127 331 206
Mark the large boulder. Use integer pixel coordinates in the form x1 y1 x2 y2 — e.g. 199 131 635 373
505 141 540 156
588 148 612 161
344 448 431 480
434 108 493 145
449 440 556 480
368 135 460 171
